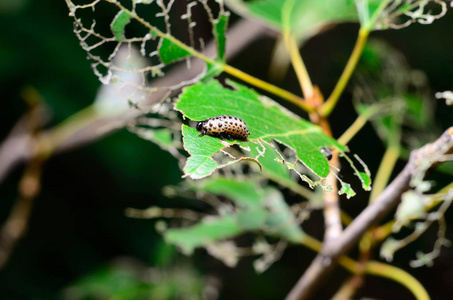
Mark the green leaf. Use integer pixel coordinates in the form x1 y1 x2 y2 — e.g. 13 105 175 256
111 10 132 41
249 141 291 181
237 210 267 230
355 0 385 29
228 0 358 40
165 178 304 253
200 62 224 83
165 215 242 254
159 37 192 64
339 182 356 199
197 178 305 242
357 171 372 190
182 125 225 179
248 141 314 198
261 187 304 242
152 128 173 147
176 80 346 180
200 177 263 210
213 13 229 62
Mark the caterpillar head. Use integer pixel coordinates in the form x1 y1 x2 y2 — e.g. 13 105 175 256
196 121 205 132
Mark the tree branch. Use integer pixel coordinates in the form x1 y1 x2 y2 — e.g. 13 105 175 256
0 18 270 185
286 127 453 300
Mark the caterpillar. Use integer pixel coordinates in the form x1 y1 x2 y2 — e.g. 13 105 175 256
196 115 250 141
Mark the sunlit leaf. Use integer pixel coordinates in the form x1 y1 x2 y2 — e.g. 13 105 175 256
176 80 346 180
181 125 226 179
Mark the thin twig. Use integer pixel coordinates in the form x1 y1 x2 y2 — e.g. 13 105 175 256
286 127 453 300
0 89 49 269
322 153 342 241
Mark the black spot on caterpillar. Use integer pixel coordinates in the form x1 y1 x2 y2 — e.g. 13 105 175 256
196 115 250 141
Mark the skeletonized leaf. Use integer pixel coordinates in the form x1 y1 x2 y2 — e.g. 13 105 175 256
164 178 305 254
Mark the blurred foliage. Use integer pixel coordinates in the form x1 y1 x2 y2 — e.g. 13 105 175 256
62 258 209 300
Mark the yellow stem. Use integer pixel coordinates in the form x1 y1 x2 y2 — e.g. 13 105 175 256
366 261 430 300
223 65 312 111
45 105 100 152
320 29 369 117
337 113 368 145
299 235 429 300
338 100 400 146
301 235 430 300
284 34 313 99
369 143 400 203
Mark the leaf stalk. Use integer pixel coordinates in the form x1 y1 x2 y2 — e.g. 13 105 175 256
320 28 369 117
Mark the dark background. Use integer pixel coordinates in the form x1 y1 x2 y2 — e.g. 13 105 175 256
1 0 453 299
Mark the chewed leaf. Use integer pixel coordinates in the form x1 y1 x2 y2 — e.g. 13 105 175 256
199 177 266 210
176 80 346 180
213 13 229 61
262 187 305 242
164 178 305 254
111 10 132 41
341 153 372 191
165 215 242 255
197 178 305 241
339 182 356 199
159 37 192 64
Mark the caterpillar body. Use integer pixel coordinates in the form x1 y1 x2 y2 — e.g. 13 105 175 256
196 115 250 141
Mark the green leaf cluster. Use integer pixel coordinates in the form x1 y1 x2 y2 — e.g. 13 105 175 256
164 178 304 254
